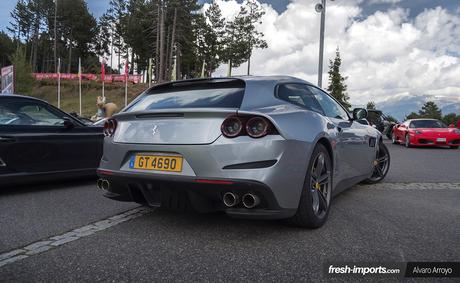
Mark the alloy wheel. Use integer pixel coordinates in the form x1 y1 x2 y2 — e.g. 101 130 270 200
309 152 331 218
368 143 390 182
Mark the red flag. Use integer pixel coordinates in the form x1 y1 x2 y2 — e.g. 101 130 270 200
124 60 129 79
101 60 105 81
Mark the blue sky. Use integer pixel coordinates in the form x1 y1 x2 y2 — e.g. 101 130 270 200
1 0 459 32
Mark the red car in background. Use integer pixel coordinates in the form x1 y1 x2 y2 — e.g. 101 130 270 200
392 119 460 149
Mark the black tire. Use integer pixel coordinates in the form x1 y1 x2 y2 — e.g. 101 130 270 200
404 134 411 148
363 142 390 184
285 144 332 228
450 146 459 149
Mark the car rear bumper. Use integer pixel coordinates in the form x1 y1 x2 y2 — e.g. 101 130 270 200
97 169 297 220
99 135 313 210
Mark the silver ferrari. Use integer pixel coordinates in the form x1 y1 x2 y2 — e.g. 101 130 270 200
97 76 390 228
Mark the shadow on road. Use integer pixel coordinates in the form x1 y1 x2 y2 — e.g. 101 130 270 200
0 177 96 196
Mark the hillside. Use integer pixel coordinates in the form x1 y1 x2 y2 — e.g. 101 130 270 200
27 80 149 118
378 94 460 121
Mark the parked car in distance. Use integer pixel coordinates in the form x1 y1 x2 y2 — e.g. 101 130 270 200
0 95 104 186
97 76 390 228
366 109 397 139
392 118 460 149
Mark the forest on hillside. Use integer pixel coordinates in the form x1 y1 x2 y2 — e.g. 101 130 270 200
0 0 267 82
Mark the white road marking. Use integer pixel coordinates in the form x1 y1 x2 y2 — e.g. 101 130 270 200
0 207 152 268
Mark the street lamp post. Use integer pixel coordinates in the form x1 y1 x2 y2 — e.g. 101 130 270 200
316 0 333 88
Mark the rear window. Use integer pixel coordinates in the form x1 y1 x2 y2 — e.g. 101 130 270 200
125 80 245 112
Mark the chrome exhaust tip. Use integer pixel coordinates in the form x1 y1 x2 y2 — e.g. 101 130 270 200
97 179 104 190
242 193 260 209
101 180 110 191
223 192 239 207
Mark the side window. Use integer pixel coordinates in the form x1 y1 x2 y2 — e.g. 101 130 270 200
276 84 325 115
19 104 65 126
0 101 65 126
0 105 20 125
307 86 349 120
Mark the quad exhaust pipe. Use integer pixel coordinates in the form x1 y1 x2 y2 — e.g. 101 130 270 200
222 192 260 209
242 193 260 209
97 179 110 191
223 192 239 207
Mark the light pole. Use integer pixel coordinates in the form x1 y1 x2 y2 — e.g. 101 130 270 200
316 0 333 88
54 0 57 73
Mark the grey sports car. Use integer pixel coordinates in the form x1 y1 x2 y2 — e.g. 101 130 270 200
97 76 390 228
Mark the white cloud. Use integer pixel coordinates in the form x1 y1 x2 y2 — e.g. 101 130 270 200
368 0 403 4
209 0 460 113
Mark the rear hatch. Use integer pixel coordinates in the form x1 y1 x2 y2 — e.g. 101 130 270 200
113 79 245 145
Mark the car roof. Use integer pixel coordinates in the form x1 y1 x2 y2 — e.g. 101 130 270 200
407 118 439 121
0 94 48 104
148 75 311 87
233 75 310 84
144 75 316 111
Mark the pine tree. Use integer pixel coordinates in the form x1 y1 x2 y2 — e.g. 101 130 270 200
240 0 267 75
405 112 420 120
201 2 225 76
10 47 34 94
418 101 442 120
366 101 376 110
327 48 351 110
442 113 459 126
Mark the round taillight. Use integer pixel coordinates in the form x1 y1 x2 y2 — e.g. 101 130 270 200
103 119 117 137
221 117 243 138
246 117 269 138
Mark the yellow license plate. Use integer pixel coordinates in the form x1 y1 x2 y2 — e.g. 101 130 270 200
130 154 183 172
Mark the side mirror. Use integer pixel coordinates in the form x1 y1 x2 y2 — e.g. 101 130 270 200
63 117 75 129
352 108 368 120
448 124 455 128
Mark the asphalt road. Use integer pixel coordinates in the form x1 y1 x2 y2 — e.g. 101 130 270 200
384 140 460 183
0 141 459 282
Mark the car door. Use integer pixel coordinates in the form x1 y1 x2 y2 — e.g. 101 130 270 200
0 101 60 175
28 102 103 172
307 86 375 182
0 98 102 176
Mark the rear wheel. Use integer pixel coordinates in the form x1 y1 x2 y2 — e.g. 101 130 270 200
286 144 332 228
405 134 411 148
364 142 390 184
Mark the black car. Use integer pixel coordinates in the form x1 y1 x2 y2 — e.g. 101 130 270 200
0 95 103 186
366 109 397 139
